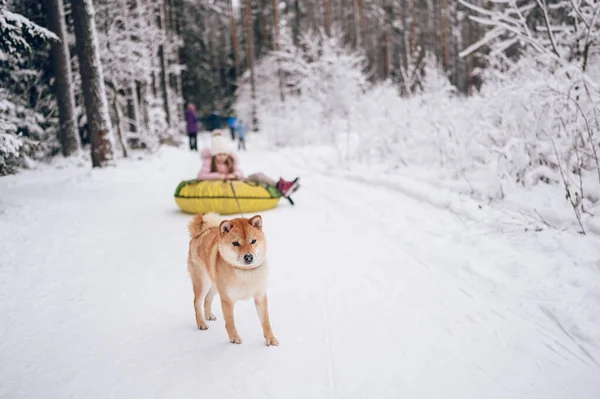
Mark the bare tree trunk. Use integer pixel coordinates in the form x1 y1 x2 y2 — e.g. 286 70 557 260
432 0 441 62
167 0 175 35
173 0 185 102
273 0 285 102
307 0 314 31
244 0 258 131
339 0 346 41
71 0 114 167
352 0 360 48
122 0 143 136
157 0 171 127
216 28 224 89
127 83 142 133
173 17 184 121
111 86 128 158
399 0 409 91
228 0 241 80
44 0 81 157
359 0 366 43
442 0 450 69
383 26 390 80
259 0 270 54
137 81 149 131
426 0 435 53
323 0 332 36
293 0 301 46
411 0 417 54
467 14 473 94
164 0 183 122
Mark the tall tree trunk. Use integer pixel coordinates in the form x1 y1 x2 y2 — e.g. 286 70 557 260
157 0 171 127
137 81 149 131
228 0 241 80
352 0 360 48
383 26 390 80
167 0 175 34
432 0 441 62
359 0 366 43
71 0 114 167
390 0 401 83
122 0 143 136
111 86 128 158
44 0 81 157
167 0 183 122
307 0 314 31
218 27 227 90
442 0 450 69
293 0 301 46
426 0 435 54
273 0 285 102
244 0 258 130
399 0 409 92
259 0 269 55
339 0 346 41
411 0 417 54
127 84 141 134
323 0 332 36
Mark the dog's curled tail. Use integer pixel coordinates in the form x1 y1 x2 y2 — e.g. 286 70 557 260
188 212 221 238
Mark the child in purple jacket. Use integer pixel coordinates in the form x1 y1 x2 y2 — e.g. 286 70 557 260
185 103 199 151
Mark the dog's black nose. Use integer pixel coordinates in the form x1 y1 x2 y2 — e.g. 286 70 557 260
243 254 254 264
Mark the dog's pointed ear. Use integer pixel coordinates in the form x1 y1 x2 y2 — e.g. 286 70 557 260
220 220 232 236
248 215 262 230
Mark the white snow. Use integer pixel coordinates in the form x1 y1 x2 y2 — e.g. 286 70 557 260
1 136 600 398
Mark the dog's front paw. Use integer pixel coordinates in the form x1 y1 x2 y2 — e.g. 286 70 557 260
229 335 243 344
197 322 209 330
265 335 279 347
206 313 217 321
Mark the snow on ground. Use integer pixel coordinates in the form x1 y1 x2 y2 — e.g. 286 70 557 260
1 134 600 398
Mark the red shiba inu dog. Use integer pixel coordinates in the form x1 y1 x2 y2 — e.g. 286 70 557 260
187 212 278 346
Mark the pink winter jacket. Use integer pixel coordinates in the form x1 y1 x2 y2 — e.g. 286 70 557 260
197 148 244 180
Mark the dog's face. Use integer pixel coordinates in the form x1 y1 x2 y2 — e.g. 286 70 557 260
218 215 267 269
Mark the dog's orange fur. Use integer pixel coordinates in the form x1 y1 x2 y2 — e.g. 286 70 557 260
187 212 278 346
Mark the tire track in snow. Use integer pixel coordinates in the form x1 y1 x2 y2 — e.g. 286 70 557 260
319 256 335 399
301 166 600 380
539 306 599 367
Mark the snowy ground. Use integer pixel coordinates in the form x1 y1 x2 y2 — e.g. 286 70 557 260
1 135 600 398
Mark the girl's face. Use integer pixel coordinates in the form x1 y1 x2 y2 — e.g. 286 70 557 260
214 154 229 165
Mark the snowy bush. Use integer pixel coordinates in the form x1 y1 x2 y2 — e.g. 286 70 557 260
0 85 57 176
235 29 600 233
236 29 367 146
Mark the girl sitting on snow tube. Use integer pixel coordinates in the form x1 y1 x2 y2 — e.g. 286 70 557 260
197 130 300 200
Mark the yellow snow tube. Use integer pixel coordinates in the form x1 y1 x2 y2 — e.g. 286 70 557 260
174 179 282 215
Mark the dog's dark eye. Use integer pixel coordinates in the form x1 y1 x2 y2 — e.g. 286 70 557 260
251 239 256 244
233 242 240 246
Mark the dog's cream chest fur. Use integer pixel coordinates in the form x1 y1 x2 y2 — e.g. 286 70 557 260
224 262 269 301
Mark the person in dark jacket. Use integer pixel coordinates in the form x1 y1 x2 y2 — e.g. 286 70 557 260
185 103 199 150
205 110 221 132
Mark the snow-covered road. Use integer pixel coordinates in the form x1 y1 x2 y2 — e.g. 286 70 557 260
1 140 599 398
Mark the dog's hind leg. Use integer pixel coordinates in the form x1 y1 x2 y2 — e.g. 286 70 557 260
204 285 217 321
192 280 210 330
